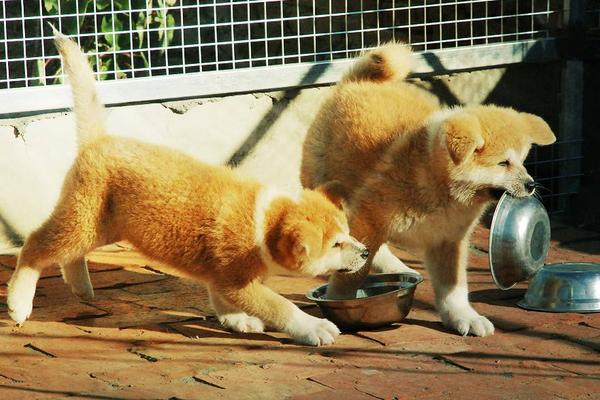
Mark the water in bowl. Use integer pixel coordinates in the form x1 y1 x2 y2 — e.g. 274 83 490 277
318 281 413 300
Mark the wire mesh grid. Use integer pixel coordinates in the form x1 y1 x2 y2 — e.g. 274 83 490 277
0 0 587 215
525 142 582 214
1 0 562 89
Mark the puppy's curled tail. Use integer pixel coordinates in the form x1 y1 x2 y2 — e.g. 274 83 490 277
54 28 106 146
341 42 413 84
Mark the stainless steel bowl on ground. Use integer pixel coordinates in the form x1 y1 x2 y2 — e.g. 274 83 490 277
306 273 423 331
517 263 600 312
489 192 551 290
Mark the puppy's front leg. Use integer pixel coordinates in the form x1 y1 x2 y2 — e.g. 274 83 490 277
426 240 494 337
208 287 265 333
327 205 384 299
215 280 340 346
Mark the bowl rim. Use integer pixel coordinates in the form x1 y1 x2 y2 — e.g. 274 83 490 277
488 192 518 290
517 262 600 313
536 262 600 273
488 192 550 291
516 299 600 313
305 272 423 303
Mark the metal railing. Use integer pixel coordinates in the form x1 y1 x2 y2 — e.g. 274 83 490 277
1 1 562 114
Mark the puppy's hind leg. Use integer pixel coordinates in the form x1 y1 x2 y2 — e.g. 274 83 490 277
7 222 75 325
7 246 48 326
371 243 419 275
8 169 107 325
61 257 94 301
208 287 265 333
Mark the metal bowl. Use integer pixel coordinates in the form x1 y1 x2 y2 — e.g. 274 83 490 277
517 263 600 312
306 273 423 331
489 192 551 290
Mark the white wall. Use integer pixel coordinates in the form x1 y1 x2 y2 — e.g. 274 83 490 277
0 66 519 250
0 88 330 250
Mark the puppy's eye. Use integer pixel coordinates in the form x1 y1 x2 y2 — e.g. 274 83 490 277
333 242 342 248
498 160 510 167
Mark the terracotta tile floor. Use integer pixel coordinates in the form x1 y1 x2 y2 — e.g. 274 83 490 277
1 224 599 399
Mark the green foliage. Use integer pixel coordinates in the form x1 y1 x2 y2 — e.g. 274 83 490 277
35 0 179 82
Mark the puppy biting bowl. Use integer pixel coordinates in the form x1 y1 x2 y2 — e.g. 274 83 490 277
306 273 423 331
489 192 551 290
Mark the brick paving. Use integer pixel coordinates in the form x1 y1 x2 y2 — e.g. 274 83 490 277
0 224 599 400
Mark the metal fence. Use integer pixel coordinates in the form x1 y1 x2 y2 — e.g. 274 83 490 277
0 0 595 214
1 1 562 112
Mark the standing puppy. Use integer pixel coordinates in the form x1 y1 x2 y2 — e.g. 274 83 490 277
6 33 369 346
301 43 556 337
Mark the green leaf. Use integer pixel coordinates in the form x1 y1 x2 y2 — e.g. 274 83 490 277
98 58 113 80
96 0 110 11
156 9 165 42
101 16 123 51
78 0 93 26
53 66 64 85
34 58 47 86
44 0 58 13
138 52 149 69
114 59 127 79
114 0 130 10
135 12 146 47
166 14 175 45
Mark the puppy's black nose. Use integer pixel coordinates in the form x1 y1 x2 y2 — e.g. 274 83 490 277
360 248 370 260
525 180 536 193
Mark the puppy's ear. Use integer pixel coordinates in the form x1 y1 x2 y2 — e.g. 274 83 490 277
276 223 320 269
272 229 307 270
284 233 309 260
522 113 556 145
441 112 484 165
315 180 348 209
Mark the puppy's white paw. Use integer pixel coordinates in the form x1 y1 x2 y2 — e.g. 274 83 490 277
219 312 265 333
7 268 39 326
441 307 495 337
287 312 340 346
7 292 33 326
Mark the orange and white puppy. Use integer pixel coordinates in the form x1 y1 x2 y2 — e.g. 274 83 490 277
6 33 368 346
301 43 556 337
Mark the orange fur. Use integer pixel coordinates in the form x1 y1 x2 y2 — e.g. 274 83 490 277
6 32 369 346
301 43 556 337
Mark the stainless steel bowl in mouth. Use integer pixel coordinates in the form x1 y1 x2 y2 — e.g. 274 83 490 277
489 192 551 290
517 263 600 312
306 273 423 331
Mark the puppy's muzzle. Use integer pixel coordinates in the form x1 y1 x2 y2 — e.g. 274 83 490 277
337 246 369 273
524 180 536 195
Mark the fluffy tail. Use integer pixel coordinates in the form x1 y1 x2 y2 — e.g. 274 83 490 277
53 28 106 146
341 42 413 84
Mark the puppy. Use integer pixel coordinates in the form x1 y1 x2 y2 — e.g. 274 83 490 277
6 33 369 346
301 43 556 337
